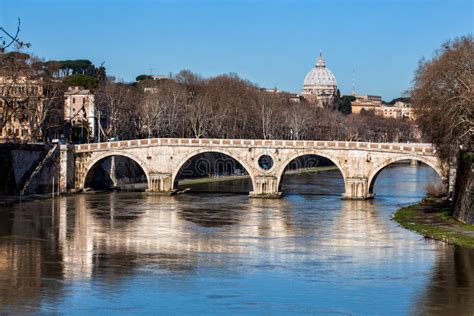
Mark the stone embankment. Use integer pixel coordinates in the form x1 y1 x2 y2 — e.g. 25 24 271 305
0 143 60 196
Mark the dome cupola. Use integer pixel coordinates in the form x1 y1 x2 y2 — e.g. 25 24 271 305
302 52 337 87
301 51 338 107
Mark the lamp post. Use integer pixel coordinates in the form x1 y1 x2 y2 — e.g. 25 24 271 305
97 110 101 143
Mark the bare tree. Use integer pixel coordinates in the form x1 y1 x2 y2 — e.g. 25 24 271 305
285 103 311 140
411 35 474 160
34 61 66 140
0 18 31 53
140 91 163 138
96 79 132 139
0 52 43 141
153 80 187 137
186 95 214 139
258 92 277 140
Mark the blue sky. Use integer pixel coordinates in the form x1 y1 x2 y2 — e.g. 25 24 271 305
1 0 473 100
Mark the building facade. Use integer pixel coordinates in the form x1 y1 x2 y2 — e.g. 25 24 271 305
394 100 416 120
301 53 338 107
351 94 416 120
378 105 401 119
64 86 95 140
350 94 382 113
0 76 43 143
263 87 301 103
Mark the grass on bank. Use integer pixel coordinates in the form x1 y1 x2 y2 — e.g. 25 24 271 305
394 199 474 249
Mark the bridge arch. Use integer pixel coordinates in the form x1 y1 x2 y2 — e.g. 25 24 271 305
172 148 256 192
81 151 150 190
367 155 446 195
275 151 346 193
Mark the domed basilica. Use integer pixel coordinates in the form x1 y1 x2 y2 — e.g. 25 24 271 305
301 52 339 107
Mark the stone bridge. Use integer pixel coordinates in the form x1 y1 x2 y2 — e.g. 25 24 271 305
59 138 449 199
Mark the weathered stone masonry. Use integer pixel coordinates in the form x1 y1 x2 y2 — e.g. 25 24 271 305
59 138 449 199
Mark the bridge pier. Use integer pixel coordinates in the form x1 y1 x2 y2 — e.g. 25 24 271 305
343 177 373 200
59 145 75 193
146 173 176 195
249 175 282 199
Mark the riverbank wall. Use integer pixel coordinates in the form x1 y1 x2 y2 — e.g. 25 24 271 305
453 152 473 224
0 143 60 196
0 143 80 197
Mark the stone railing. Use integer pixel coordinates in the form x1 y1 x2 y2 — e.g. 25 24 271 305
75 138 436 155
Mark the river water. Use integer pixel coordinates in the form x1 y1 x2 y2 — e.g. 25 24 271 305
0 164 473 314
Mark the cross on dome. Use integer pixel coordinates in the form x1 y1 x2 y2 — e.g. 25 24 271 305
316 50 326 68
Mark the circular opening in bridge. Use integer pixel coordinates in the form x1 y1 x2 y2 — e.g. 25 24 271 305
258 155 274 171
174 152 253 194
369 159 443 198
84 155 148 192
279 154 344 196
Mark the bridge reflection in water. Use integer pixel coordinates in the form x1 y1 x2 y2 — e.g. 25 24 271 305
0 164 472 314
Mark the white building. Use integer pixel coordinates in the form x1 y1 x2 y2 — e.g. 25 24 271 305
394 100 416 120
64 86 95 139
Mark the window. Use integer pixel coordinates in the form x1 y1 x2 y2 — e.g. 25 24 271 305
72 97 76 104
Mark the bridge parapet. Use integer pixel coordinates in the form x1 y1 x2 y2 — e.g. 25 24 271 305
75 138 436 156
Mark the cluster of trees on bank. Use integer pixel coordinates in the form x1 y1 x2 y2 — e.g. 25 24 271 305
0 50 418 143
95 72 417 142
0 18 417 144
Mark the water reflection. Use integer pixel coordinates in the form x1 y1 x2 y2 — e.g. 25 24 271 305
0 164 472 314
413 246 474 315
